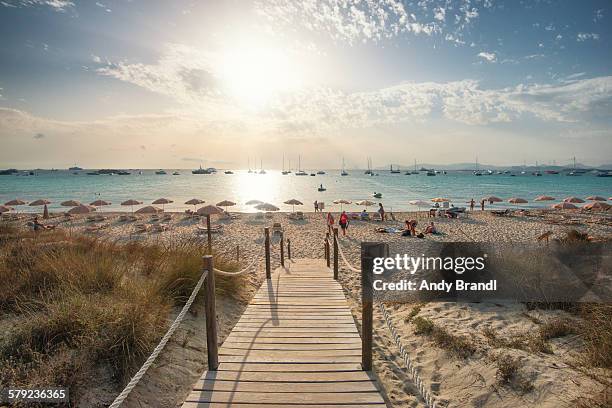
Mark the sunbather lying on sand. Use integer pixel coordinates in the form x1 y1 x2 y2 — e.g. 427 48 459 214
32 216 56 231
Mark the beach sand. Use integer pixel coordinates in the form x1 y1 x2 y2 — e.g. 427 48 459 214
6 208 611 407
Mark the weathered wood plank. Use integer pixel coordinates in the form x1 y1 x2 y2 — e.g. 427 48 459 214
192 380 379 393
185 391 385 404
199 370 374 382
217 362 363 372
183 403 388 408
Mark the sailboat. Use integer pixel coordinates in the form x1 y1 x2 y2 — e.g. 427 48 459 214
259 159 266 174
341 158 349 176
364 157 373 175
390 164 400 174
247 157 252 173
295 155 307 176
567 156 581 176
281 155 289 175
408 159 419 174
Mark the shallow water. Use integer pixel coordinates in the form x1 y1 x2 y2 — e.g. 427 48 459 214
1 169 610 213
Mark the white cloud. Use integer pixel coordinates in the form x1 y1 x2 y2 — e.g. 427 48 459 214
95 45 612 131
0 0 74 11
253 0 482 44
577 32 600 42
477 51 496 63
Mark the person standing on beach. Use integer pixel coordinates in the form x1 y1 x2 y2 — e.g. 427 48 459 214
339 211 349 236
470 199 475 211
314 200 318 212
480 199 485 211
378 203 385 221
326 212 334 234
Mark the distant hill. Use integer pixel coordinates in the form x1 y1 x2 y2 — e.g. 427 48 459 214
375 162 608 171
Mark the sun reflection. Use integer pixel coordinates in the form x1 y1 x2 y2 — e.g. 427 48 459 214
233 171 281 211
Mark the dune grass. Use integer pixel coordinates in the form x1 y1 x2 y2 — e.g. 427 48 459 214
0 227 245 405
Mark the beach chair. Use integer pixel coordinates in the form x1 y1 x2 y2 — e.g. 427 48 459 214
162 213 172 222
272 222 283 235
537 230 553 244
372 213 382 222
87 215 97 222
151 214 160 222
491 209 510 217
135 223 149 233
153 223 169 232
119 214 129 222
196 224 224 234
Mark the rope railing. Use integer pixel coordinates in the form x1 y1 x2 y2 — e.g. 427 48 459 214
109 260 211 408
213 256 259 276
335 239 439 408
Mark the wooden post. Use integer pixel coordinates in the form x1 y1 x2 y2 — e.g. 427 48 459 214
206 214 212 254
236 245 240 261
280 231 285 267
333 227 339 280
325 232 331 267
361 242 387 371
287 238 291 260
264 227 271 279
203 255 218 370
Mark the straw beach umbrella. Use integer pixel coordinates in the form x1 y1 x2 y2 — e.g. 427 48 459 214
67 205 96 215
30 199 51 218
508 198 528 204
586 196 606 201
552 202 578 210
216 200 236 213
255 203 280 213
61 200 82 207
185 198 204 212
0 205 13 214
246 199 264 206
431 197 449 203
333 199 351 211
583 202 610 211
284 199 303 213
90 200 112 213
483 196 503 203
136 205 163 214
121 199 143 214
535 195 555 201
152 198 173 211
356 200 375 206
5 199 27 215
563 197 585 203
197 205 224 252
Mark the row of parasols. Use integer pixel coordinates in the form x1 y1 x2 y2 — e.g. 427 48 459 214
1 195 610 215
461 195 612 210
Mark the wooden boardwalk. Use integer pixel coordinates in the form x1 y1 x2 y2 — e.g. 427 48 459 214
182 258 386 407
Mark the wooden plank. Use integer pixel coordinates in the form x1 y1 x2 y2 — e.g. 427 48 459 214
192 380 379 393
219 343 360 351
217 363 363 372
199 370 374 382
183 403 388 408
184 391 385 404
219 355 362 363
219 349 362 357
221 337 362 344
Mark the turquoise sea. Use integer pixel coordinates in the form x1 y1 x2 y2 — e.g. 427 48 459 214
1 170 610 213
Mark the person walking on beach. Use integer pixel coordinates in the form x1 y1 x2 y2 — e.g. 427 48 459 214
470 199 475 211
326 211 334 234
314 200 319 212
378 203 385 221
339 211 349 236
480 199 485 211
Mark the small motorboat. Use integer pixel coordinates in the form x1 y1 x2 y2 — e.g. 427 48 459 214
373 192 382 198
318 184 326 192
172 171 180 175
155 169 167 175
224 170 234 174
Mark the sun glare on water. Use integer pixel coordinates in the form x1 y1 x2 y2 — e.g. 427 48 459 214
219 45 302 108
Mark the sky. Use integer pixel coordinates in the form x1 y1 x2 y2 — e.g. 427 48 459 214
0 0 611 169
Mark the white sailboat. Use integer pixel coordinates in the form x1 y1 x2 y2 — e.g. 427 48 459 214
341 157 348 176
295 155 307 175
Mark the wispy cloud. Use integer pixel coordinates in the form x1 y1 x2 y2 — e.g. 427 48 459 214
577 32 600 42
0 0 74 12
253 0 484 45
477 51 496 63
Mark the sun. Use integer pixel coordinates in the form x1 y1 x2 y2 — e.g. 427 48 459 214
218 45 302 108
